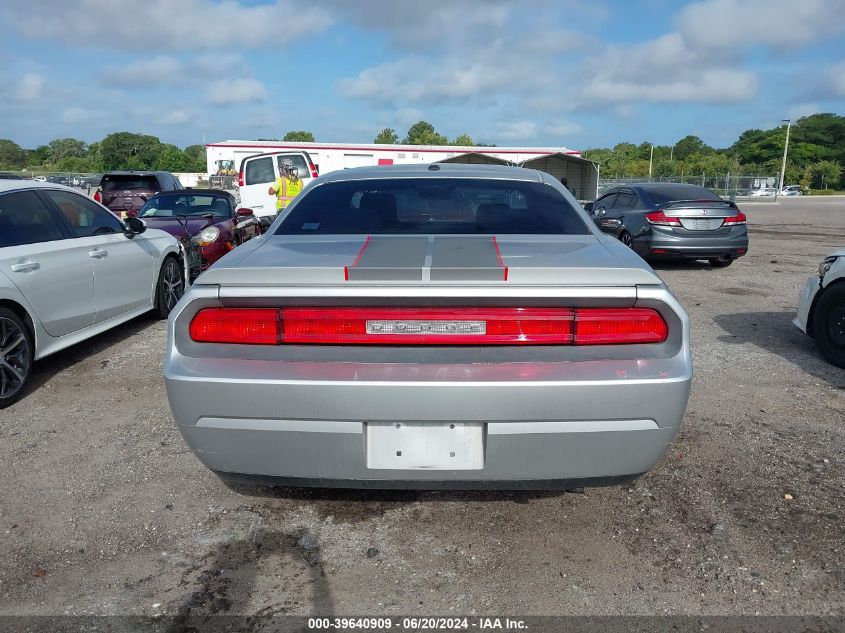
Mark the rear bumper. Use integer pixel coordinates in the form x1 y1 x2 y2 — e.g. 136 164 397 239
638 226 749 260
165 285 692 489
166 357 691 487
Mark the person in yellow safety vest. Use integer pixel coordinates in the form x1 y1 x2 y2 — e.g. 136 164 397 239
267 159 303 213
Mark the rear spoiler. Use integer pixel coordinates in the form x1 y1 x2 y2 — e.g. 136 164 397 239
663 198 737 209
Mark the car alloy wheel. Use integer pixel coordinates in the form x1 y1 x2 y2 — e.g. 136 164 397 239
163 259 184 312
0 315 31 402
619 232 633 247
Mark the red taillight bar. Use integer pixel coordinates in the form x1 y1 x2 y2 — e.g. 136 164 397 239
189 308 280 345
574 308 667 345
188 307 668 346
722 211 746 225
238 171 244 187
644 209 681 226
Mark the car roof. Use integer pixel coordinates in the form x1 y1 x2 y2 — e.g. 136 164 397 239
100 171 170 177
0 180 81 194
316 162 545 184
627 182 709 190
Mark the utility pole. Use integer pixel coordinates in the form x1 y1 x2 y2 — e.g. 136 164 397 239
776 119 791 200
648 143 654 179
669 139 674 162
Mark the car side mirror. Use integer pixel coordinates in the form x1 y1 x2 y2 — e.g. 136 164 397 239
124 216 147 237
583 202 594 213
236 208 254 217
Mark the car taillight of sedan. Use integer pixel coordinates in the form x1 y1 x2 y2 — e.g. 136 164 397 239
645 209 746 227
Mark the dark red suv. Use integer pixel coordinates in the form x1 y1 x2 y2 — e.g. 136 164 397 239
95 171 182 218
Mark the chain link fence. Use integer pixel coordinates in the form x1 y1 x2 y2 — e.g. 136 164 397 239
597 175 781 200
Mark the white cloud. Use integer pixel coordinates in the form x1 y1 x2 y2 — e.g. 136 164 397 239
583 69 757 104
545 121 583 137
13 73 44 103
61 107 107 123
495 121 537 141
323 0 511 50
580 33 758 105
676 0 845 49
340 56 531 104
827 61 845 97
159 109 194 125
100 56 185 86
3 0 332 51
206 78 267 105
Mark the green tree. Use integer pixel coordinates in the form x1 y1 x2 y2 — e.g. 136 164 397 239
673 135 712 161
153 144 191 172
183 144 207 171
803 160 843 189
99 132 163 170
0 139 26 169
283 130 315 142
27 145 50 166
48 138 87 162
403 121 448 145
373 128 399 144
451 133 474 146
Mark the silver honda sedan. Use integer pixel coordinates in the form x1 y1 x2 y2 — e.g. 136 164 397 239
165 164 692 490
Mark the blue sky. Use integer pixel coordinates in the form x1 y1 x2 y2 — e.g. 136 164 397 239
1 0 844 151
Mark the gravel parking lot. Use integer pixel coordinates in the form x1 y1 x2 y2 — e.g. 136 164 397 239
1 196 843 618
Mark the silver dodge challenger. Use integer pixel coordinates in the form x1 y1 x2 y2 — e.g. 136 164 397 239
165 164 692 490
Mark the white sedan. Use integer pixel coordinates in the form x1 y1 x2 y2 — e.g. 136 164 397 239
794 248 845 368
0 180 184 408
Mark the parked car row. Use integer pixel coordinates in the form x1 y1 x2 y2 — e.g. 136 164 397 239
3 165 841 493
0 176 265 409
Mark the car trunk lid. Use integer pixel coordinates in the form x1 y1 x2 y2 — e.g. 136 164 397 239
661 199 741 231
202 234 661 288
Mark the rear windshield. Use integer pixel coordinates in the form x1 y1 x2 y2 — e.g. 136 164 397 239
100 175 158 191
645 185 721 204
139 194 231 218
275 178 589 235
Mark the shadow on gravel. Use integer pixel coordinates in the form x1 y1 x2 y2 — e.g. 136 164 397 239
17 314 157 406
166 528 334 629
714 311 845 387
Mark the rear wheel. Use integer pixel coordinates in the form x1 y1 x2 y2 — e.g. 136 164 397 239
812 284 845 368
153 256 184 320
0 308 33 409
618 231 633 248
709 256 734 268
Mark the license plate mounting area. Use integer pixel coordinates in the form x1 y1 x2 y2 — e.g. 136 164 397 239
366 422 484 470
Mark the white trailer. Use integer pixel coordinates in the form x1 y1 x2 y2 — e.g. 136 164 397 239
206 140 583 178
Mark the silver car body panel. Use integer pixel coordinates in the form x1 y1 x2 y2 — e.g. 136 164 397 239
166 165 693 488
0 181 181 360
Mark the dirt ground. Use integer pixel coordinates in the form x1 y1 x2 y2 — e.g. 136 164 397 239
1 196 843 618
